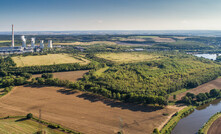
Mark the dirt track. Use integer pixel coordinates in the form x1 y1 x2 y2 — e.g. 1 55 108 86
208 117 221 134
175 78 221 100
0 86 183 134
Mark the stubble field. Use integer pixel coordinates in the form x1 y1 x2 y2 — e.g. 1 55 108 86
12 54 90 67
0 86 183 134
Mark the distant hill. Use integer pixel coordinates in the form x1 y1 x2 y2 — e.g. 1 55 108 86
1 30 221 36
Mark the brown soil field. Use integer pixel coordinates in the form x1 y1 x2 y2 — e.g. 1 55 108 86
0 86 183 134
32 70 89 82
208 117 221 134
175 78 221 100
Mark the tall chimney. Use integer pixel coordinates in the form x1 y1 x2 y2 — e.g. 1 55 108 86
12 24 14 47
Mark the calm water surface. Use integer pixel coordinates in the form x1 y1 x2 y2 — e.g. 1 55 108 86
194 54 221 60
172 99 221 134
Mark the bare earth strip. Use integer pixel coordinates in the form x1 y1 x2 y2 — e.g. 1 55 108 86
32 70 89 82
0 86 182 134
175 78 221 100
208 117 221 134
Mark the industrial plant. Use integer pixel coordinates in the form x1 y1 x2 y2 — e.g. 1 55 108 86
0 25 53 54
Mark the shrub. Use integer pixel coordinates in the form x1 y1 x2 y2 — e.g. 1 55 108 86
26 113 33 119
153 128 160 134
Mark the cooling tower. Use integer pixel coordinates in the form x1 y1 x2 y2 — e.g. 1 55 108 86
31 38 35 48
40 40 44 49
48 40 53 48
21 35 26 48
12 24 14 47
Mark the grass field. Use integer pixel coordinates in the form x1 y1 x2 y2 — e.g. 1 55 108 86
96 52 161 63
54 41 117 46
32 70 89 82
12 54 90 67
0 40 11 43
94 67 109 76
134 36 176 42
0 117 64 134
0 86 182 134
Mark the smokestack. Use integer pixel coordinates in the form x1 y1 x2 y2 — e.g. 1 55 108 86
48 40 53 48
31 38 35 48
40 40 44 49
21 35 26 48
12 24 14 47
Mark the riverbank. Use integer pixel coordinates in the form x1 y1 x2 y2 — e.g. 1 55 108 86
198 112 221 134
159 106 194 134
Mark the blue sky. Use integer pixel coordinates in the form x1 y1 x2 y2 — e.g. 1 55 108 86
0 0 221 31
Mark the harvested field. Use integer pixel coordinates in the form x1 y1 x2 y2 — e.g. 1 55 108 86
0 86 183 134
174 78 221 100
53 41 117 46
96 52 161 63
32 70 89 82
208 116 221 134
12 54 90 67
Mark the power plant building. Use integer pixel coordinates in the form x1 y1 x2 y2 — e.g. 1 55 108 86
40 40 44 49
48 40 53 48
0 25 53 54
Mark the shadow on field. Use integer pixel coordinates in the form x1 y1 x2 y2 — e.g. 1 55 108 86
15 118 28 122
57 89 78 95
76 93 162 112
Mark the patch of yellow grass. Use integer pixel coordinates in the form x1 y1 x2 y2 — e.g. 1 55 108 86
96 53 161 63
12 54 90 67
54 41 117 46
0 40 11 43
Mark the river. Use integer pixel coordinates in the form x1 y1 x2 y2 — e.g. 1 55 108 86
172 99 221 134
193 53 221 61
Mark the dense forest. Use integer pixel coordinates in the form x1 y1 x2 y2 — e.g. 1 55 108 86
75 53 221 105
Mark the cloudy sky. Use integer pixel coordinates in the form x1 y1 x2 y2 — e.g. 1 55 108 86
0 0 221 31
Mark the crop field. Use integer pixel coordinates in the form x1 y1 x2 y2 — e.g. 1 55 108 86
32 70 89 82
208 116 221 134
12 54 90 67
0 118 64 134
54 41 117 46
0 86 183 134
96 52 161 63
174 78 221 100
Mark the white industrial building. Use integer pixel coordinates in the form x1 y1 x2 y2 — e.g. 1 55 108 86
0 25 53 54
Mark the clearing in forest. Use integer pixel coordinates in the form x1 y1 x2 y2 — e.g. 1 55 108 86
12 54 90 67
0 86 183 134
135 36 175 42
32 70 89 82
96 52 161 63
